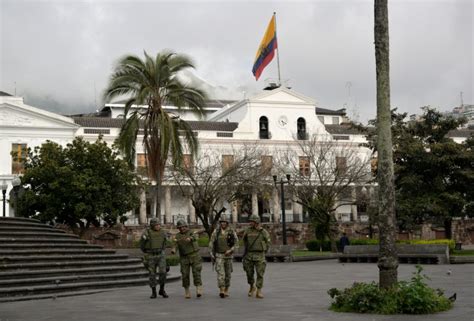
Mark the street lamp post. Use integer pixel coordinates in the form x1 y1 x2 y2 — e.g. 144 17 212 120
1 181 8 217
11 177 22 217
273 174 291 245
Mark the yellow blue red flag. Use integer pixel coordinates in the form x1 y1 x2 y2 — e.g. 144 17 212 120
252 15 278 81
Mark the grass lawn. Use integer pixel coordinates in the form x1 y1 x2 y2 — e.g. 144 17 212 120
292 250 334 257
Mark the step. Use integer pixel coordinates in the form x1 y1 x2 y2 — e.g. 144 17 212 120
0 220 57 229
0 249 114 256
0 226 66 233
0 264 146 280
0 217 41 223
0 279 148 298
0 236 88 247
0 288 109 303
0 254 128 263
0 258 143 271
0 271 148 288
0 231 78 238
0 243 102 249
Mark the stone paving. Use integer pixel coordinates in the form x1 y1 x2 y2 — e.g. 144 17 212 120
1 260 472 321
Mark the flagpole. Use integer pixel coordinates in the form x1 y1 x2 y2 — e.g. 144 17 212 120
273 12 282 87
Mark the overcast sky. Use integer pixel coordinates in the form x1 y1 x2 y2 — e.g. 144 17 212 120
1 0 472 123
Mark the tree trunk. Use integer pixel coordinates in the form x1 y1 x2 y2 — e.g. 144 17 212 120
374 0 398 289
139 187 147 225
444 218 452 239
154 170 162 222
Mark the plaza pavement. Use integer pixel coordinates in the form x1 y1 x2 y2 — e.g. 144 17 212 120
1 260 472 321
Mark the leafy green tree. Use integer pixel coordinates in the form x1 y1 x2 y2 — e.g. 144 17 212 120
394 108 473 238
103 51 207 222
358 107 473 238
16 137 139 234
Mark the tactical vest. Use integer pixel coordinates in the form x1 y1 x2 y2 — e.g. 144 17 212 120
176 231 199 256
246 228 268 252
215 229 233 253
148 229 166 250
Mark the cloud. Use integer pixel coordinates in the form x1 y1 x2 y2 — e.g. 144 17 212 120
1 0 472 123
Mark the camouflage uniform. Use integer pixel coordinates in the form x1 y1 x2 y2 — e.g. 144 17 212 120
139 219 168 298
174 225 202 290
208 217 239 294
242 216 271 293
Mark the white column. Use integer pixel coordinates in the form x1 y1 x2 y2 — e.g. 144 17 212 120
272 188 280 223
351 187 357 221
165 186 172 224
188 198 196 224
292 196 303 222
139 188 147 225
252 192 259 216
231 201 238 223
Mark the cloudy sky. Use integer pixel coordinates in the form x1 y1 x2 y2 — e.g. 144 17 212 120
1 0 472 123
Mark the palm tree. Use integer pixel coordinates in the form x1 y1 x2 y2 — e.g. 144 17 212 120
104 51 207 222
374 0 398 288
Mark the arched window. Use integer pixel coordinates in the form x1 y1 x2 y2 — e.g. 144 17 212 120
297 117 306 140
259 116 269 139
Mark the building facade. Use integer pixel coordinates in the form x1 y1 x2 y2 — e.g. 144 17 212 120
1 88 471 225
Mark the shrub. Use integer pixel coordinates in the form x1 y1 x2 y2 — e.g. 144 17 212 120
166 255 180 266
398 239 455 251
328 265 453 314
350 238 379 245
198 236 209 247
306 239 335 251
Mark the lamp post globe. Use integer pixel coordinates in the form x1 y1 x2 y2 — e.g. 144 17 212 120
1 182 8 217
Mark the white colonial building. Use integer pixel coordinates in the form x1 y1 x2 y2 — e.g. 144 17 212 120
2 87 470 224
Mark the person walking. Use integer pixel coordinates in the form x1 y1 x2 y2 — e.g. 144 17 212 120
139 218 169 299
339 232 350 252
208 214 239 298
172 219 203 299
242 214 270 299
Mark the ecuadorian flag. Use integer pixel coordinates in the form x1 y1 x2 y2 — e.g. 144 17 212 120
252 15 278 81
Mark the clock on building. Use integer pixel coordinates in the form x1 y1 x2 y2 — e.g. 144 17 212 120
278 115 288 128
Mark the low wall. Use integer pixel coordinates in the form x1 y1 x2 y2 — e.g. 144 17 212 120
56 218 474 249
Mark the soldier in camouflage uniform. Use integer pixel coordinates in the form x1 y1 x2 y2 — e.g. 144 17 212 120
172 219 203 299
139 218 169 299
242 214 271 299
208 214 239 298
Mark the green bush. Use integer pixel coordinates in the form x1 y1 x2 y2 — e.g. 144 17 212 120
350 238 379 245
306 239 335 251
328 265 453 314
132 239 141 248
166 255 180 266
198 236 209 247
398 239 455 251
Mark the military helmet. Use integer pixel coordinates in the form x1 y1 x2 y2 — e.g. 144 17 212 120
176 219 188 228
149 218 160 226
248 214 260 223
219 214 229 222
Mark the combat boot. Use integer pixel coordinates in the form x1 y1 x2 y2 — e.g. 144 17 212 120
248 284 256 297
224 287 230 297
219 287 225 298
256 288 264 299
184 287 191 299
150 286 157 299
196 286 203 298
159 285 168 298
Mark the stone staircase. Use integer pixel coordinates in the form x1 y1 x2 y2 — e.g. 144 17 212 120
0 217 175 302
